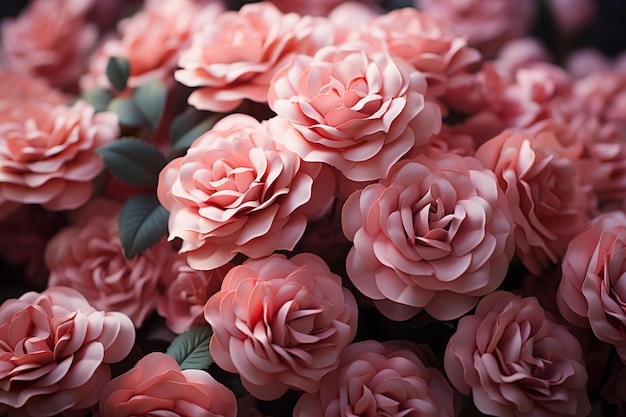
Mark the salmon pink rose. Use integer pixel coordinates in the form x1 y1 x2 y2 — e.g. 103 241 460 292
0 286 135 417
158 114 334 270
99 352 236 417
267 42 441 182
204 253 358 400
444 291 591 417
294 340 458 417
557 211 626 361
342 152 515 321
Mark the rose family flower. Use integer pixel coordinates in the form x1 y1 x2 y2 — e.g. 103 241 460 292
204 253 358 400
294 339 458 417
45 199 175 328
0 286 135 417
557 211 626 361
175 1 334 112
158 113 335 270
341 152 515 321
99 352 237 417
267 42 441 182
445 291 591 417
0 100 118 216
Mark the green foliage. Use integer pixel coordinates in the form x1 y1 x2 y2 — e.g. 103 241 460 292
134 79 167 129
81 89 113 112
118 193 169 259
166 326 214 370
106 56 130 91
107 97 150 127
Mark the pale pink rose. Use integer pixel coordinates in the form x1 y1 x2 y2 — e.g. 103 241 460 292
45 199 176 328
415 0 536 59
0 286 135 417
294 340 458 417
175 2 335 112
495 38 552 74
342 152 515 321
99 352 237 417
270 0 382 16
204 253 358 400
574 70 626 135
565 48 611 79
267 42 441 182
0 0 97 90
475 130 588 274
0 71 68 111
445 291 591 417
327 1 381 43
158 114 334 270
81 0 223 91
0 100 118 214
157 258 232 334
557 211 626 361
548 0 596 33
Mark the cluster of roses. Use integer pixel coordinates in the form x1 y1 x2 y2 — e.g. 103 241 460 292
1 0 626 416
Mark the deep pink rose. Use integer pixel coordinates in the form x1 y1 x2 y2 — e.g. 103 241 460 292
270 0 382 16
45 199 176 328
294 340 458 417
548 0 596 33
158 114 334 270
342 152 515 321
157 259 232 334
99 352 237 417
267 42 441 182
0 286 135 417
557 211 626 361
0 0 97 89
175 1 334 112
0 100 118 214
444 291 591 417
475 130 588 274
204 253 358 400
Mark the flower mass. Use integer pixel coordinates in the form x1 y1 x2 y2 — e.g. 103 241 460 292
1 0 626 416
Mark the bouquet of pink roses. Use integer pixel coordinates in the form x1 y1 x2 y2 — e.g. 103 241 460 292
2 0 626 416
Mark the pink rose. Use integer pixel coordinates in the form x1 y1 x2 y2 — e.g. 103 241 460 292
0 0 97 89
444 291 591 417
557 211 626 360
294 339 458 417
475 130 588 274
158 114 334 270
0 71 68 111
157 258 232 334
204 253 358 400
342 152 514 321
0 286 135 417
99 352 236 417
175 2 334 112
269 0 382 16
0 100 118 214
45 199 176 328
267 42 441 182
548 0 596 33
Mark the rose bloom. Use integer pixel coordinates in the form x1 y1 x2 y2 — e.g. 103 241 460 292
294 339 458 417
341 152 515 321
175 1 334 112
157 258 232 334
415 0 536 59
0 0 97 89
475 130 588 274
267 42 441 182
99 352 236 417
204 253 358 400
0 71 68 111
557 211 626 360
270 0 382 16
0 286 135 417
445 291 591 417
45 199 176 328
158 113 334 270
0 100 118 217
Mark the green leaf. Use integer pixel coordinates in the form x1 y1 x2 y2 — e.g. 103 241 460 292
81 88 113 112
119 193 169 259
170 114 223 159
97 137 167 187
170 107 209 142
134 79 167 129
107 97 149 127
106 56 130 91
166 326 213 370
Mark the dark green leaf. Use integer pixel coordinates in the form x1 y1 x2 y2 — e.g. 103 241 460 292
170 107 209 142
119 193 169 259
81 89 113 112
97 137 167 187
134 79 167 129
165 326 213 370
170 114 223 159
107 97 149 127
106 56 130 91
